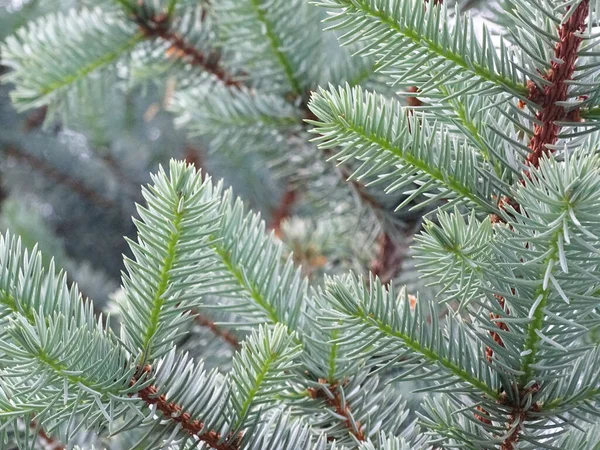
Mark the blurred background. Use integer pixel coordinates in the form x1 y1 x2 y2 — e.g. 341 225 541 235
0 0 492 310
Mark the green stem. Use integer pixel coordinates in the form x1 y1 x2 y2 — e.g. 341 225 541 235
35 348 108 392
580 106 600 119
435 84 504 178
0 291 30 321
347 0 528 97
337 118 495 213
360 311 500 399
519 231 561 384
519 292 548 384
140 205 184 362
211 245 280 325
166 0 179 17
234 352 278 430
543 388 600 411
41 33 144 97
327 329 339 384
249 0 302 94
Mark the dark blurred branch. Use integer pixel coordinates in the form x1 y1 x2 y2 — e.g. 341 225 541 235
131 6 242 88
22 106 49 132
193 310 241 350
98 149 144 195
183 145 205 172
2 145 115 209
30 421 65 450
369 233 408 286
269 187 297 238
18 105 141 197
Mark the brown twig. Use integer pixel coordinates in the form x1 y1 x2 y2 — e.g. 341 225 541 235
369 232 408 286
308 380 366 441
405 85 424 109
524 2 588 169
183 145 205 171
30 421 65 450
485 294 511 362
268 187 297 238
134 12 242 89
23 106 49 132
136 384 239 450
2 145 115 209
193 311 241 350
132 368 242 450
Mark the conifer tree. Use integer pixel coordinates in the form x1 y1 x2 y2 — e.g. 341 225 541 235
0 0 599 449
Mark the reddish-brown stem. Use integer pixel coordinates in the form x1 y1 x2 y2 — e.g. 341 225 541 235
193 311 241 350
492 0 589 216
183 145 205 172
132 370 241 450
369 232 408 286
498 385 541 450
525 1 589 168
500 419 523 450
474 405 492 426
486 294 510 362
30 421 65 450
308 381 366 441
490 3 589 448
135 13 242 89
2 145 115 209
23 106 49 132
269 187 297 238
406 85 424 109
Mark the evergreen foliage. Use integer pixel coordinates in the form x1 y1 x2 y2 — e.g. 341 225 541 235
0 0 599 449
